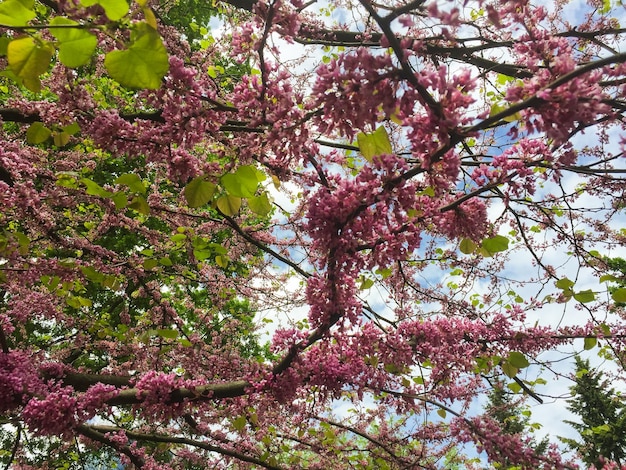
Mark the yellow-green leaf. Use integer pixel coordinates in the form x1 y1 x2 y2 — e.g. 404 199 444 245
50 17 98 68
584 337 597 350
0 0 35 27
232 416 247 431
612 287 626 303
221 165 259 198
129 195 150 214
459 238 476 254
215 255 229 268
104 22 169 89
7 36 54 92
437 409 446 419
248 192 272 216
80 0 128 20
26 122 51 144
508 351 529 369
481 235 509 254
501 361 518 378
184 177 215 207
357 126 392 162
216 195 241 216
143 258 158 270
53 131 70 147
574 290 595 304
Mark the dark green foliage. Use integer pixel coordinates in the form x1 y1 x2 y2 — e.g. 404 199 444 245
562 357 626 468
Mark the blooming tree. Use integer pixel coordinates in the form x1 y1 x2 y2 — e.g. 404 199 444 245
0 0 625 468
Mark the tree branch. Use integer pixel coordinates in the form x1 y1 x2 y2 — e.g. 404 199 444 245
80 424 285 470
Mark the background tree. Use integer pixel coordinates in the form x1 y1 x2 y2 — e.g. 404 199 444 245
561 357 626 469
0 0 625 468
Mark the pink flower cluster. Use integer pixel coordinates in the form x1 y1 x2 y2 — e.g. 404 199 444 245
509 32 610 144
311 49 398 138
0 352 43 414
22 385 78 436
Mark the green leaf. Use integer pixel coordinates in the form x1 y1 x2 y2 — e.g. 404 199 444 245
0 0 35 26
508 351 530 369
359 277 374 290
63 122 81 135
156 328 178 339
215 254 229 268
248 193 272 216
129 195 150 214
111 192 128 210
507 381 522 393
53 131 70 147
574 290 595 303
555 278 575 290
216 195 241 216
436 409 446 419
159 257 172 266
26 122 51 144
115 173 146 194
501 361 518 378
80 178 113 197
104 22 169 89
221 165 259 198
612 287 626 303
584 337 597 350
232 415 247 431
599 274 619 283
481 235 509 254
7 36 54 92
143 258 158 270
184 177 215 208
80 0 128 20
356 126 392 162
459 238 476 254
49 17 98 68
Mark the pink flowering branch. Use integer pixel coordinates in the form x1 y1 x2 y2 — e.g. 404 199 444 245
79 424 284 470
76 426 145 467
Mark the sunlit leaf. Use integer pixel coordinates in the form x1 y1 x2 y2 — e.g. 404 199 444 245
184 177 215 207
7 36 54 92
508 351 530 369
0 0 35 26
115 173 146 194
574 290 595 303
53 131 70 147
584 337 597 350
357 126 392 162
80 178 113 197
481 235 509 254
80 0 128 20
612 287 626 303
104 22 169 89
49 17 98 68
248 193 272 216
26 122 51 144
221 165 259 198
129 195 150 214
459 238 476 254
501 361 518 378
156 328 178 339
555 278 575 290
507 381 522 393
216 195 241 216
